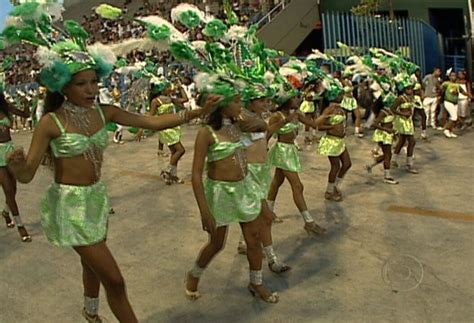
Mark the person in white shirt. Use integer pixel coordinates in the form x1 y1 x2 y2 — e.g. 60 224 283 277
422 67 442 129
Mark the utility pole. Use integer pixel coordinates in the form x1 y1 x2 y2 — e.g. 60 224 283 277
466 0 473 79
388 0 395 20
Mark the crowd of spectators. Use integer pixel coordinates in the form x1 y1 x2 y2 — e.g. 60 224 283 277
2 1 271 88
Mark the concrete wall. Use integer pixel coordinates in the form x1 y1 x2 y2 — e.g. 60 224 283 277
320 0 469 25
257 0 320 54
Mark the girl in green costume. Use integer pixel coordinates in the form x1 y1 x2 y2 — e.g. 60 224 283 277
137 80 189 184
299 81 319 144
266 95 326 234
365 97 398 184
236 84 292 273
8 68 214 323
186 82 279 304
412 82 428 140
316 89 352 202
391 83 419 174
440 71 472 138
0 92 32 242
340 74 364 138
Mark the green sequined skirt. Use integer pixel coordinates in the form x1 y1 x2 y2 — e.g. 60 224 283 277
341 97 357 111
248 162 272 199
372 129 394 145
41 181 110 247
204 175 261 227
0 141 15 167
394 116 414 135
268 142 301 172
159 126 181 146
300 101 315 113
318 135 346 156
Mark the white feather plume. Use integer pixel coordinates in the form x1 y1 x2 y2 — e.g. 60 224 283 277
87 43 117 66
194 72 219 91
171 4 207 26
35 46 60 68
139 15 187 41
370 47 397 58
4 16 21 27
263 71 275 86
223 25 248 42
307 49 330 61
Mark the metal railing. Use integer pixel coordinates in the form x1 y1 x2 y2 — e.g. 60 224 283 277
322 12 432 73
444 55 466 72
255 0 293 28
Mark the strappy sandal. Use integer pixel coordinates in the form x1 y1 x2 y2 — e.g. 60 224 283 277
170 175 184 184
304 222 327 235
82 308 105 323
237 241 247 255
17 226 32 242
185 273 201 301
2 211 14 228
268 261 291 274
185 289 201 301
247 284 279 303
160 171 173 185
325 191 342 202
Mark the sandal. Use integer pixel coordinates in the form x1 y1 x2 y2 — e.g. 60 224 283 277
304 222 327 235
160 171 173 185
82 308 104 323
2 211 14 228
170 175 184 184
185 272 201 301
17 226 32 242
268 261 291 274
247 284 279 303
325 191 342 202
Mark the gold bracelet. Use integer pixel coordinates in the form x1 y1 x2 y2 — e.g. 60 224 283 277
178 110 187 123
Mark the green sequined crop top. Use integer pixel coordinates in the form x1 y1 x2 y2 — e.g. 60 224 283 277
206 126 245 162
277 122 299 135
49 106 108 158
328 114 346 125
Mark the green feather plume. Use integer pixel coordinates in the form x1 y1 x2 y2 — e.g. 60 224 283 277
179 10 201 29
64 20 89 48
203 19 228 39
95 4 123 20
39 60 72 93
147 23 171 41
9 2 40 20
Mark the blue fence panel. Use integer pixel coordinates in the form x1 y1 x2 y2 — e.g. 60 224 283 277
322 12 441 74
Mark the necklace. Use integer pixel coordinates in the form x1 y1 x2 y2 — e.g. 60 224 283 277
63 101 103 179
221 118 247 176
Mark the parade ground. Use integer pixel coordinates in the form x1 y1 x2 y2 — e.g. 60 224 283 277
1 125 473 323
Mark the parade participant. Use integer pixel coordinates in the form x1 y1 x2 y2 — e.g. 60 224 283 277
266 90 327 233
299 81 319 144
316 85 352 201
413 83 428 139
186 76 279 303
457 70 472 129
440 71 472 138
3 4 216 321
0 80 32 242
422 67 442 129
236 82 292 272
340 72 364 137
366 95 398 184
137 78 188 184
391 78 418 173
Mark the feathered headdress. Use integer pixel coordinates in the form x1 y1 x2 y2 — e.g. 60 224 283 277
1 1 116 92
